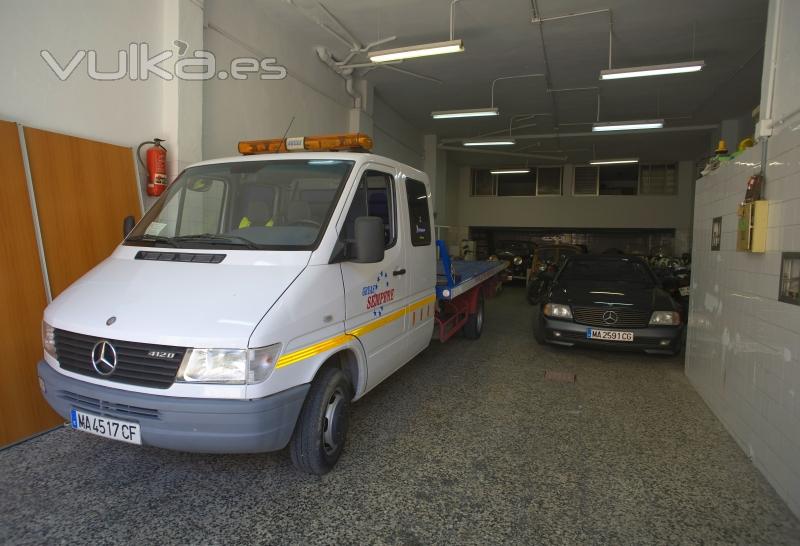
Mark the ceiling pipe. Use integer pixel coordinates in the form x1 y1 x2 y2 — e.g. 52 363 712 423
439 124 718 144
315 46 363 110
491 74 544 108
438 145 567 162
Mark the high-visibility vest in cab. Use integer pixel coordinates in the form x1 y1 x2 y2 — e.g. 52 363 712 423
239 217 274 228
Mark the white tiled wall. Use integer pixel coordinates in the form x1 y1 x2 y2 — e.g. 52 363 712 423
686 122 800 517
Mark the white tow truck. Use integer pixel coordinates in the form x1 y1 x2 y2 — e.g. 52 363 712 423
38 133 507 473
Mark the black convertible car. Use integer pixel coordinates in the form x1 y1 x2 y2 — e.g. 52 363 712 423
533 254 685 355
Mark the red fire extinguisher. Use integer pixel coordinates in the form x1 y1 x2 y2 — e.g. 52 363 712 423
137 138 168 197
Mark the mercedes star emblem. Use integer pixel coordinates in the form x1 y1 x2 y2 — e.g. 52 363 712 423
91 341 118 376
602 310 619 325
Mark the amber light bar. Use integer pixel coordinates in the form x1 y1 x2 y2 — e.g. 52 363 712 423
238 133 373 155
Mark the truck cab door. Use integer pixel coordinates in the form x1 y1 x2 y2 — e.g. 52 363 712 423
399 175 436 357
339 166 409 391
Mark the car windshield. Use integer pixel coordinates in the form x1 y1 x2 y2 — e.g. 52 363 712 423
497 241 529 254
125 159 354 250
559 258 655 286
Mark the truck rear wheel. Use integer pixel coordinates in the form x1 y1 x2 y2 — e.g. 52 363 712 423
289 367 351 475
463 293 485 340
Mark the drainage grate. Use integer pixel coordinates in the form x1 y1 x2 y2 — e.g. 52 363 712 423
544 370 577 383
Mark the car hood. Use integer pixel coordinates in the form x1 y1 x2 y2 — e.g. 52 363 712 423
44 247 310 348
551 280 672 310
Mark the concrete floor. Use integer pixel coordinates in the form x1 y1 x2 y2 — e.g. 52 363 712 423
2 287 799 545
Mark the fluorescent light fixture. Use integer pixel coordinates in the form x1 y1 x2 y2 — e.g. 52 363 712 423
368 39 464 63
592 120 664 132
490 168 531 174
589 158 639 165
600 61 705 80
431 107 499 119
463 139 515 147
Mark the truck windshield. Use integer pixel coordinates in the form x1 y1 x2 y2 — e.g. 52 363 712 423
125 159 355 250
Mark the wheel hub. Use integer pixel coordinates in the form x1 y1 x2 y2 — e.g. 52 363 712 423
322 389 345 455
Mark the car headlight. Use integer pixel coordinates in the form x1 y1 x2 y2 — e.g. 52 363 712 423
177 344 281 385
543 303 572 319
649 311 681 325
512 256 523 266
42 321 56 359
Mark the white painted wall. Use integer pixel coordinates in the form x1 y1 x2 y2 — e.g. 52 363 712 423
0 0 204 206
452 161 697 253
686 132 800 517
202 0 424 168
202 0 350 160
687 0 800 517
372 94 424 170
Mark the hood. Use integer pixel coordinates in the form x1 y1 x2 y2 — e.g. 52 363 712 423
551 280 673 310
44 247 310 348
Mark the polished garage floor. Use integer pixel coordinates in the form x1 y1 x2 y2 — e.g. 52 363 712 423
2 287 799 545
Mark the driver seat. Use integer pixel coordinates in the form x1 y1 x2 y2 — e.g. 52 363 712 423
286 201 312 224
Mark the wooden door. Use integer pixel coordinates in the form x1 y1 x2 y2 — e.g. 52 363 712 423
23 128 142 297
0 120 61 445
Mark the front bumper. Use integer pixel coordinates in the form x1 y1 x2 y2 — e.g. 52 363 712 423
540 317 684 354
37 361 309 453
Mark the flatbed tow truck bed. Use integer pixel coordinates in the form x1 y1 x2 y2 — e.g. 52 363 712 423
434 240 508 341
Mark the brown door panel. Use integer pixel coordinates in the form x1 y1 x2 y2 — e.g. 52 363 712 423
0 120 61 445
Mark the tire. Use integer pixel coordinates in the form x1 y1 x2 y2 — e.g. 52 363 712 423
289 367 352 475
533 309 546 345
463 293 485 340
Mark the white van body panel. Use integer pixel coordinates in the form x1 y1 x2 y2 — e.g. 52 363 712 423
37 150 439 453
44 245 310 349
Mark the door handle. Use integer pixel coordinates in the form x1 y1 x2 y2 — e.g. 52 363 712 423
393 268 406 276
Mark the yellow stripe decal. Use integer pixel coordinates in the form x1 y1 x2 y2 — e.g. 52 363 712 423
275 294 436 369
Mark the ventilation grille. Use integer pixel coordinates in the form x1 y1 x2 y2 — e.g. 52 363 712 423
135 251 226 263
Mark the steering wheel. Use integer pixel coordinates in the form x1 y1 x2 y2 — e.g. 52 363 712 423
288 219 321 228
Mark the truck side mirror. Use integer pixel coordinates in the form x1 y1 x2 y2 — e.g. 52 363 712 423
123 215 136 237
353 216 384 263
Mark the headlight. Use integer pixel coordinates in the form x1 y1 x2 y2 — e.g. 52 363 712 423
42 321 56 359
543 303 572 319
649 311 680 325
512 256 523 266
177 344 281 385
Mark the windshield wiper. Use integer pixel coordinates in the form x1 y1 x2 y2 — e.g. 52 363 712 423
125 235 179 247
172 233 261 250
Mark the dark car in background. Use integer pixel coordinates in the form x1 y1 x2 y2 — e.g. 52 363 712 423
533 255 685 355
493 240 534 282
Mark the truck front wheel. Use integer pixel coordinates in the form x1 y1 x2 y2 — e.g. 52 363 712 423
289 367 351 474
463 293 485 340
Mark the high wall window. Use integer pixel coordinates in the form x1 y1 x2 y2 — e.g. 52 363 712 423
497 171 536 196
573 166 598 195
598 164 639 195
472 168 562 196
472 169 496 196
536 167 562 195
640 164 678 195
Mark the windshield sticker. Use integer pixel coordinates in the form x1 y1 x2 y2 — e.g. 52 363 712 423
362 271 393 317
144 222 167 236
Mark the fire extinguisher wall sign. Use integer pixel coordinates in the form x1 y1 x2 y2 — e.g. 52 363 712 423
137 138 168 197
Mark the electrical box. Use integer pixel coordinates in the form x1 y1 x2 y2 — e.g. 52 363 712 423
736 200 768 252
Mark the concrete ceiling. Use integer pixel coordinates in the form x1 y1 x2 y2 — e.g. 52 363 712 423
277 0 768 164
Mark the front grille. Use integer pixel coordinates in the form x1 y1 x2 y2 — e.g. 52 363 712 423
54 329 186 389
58 389 160 420
572 306 650 328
